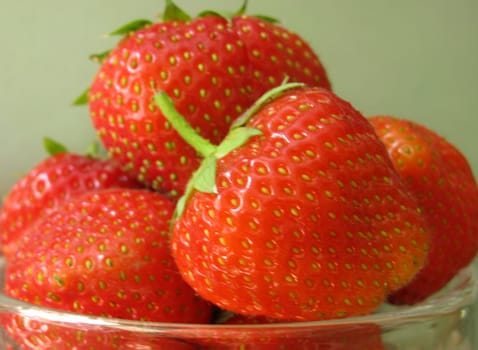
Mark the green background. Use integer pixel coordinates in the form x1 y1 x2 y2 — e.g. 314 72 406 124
0 0 477 194
0 0 477 341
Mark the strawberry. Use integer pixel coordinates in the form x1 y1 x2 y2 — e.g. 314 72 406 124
85 0 330 197
200 314 385 349
369 116 478 304
3 188 213 349
0 139 139 260
232 14 331 102
2 316 196 350
155 85 430 321
87 15 252 198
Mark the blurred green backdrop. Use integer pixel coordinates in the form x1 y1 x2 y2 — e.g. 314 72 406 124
0 0 477 339
0 0 477 194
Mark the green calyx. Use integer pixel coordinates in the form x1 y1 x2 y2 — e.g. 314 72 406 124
74 1 280 107
72 88 89 106
108 18 153 36
197 0 247 20
197 0 278 23
154 92 262 219
154 82 304 219
44 137 69 156
162 0 192 21
44 137 106 159
163 0 272 23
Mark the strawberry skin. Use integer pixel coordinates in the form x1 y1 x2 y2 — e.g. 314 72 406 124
0 152 139 259
171 87 430 321
88 9 331 198
4 188 213 324
88 16 254 197
232 15 331 102
1 316 196 350
203 314 385 350
369 116 478 304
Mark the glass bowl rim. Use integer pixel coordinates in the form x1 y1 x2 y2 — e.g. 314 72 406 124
0 256 477 333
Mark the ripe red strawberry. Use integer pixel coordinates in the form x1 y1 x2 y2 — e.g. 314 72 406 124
5 188 212 323
369 116 478 304
199 314 385 349
0 140 139 260
88 15 252 198
155 85 430 321
86 1 330 197
3 188 212 349
232 15 331 102
1 315 196 350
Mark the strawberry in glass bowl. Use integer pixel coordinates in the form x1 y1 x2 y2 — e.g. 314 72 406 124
0 1 477 350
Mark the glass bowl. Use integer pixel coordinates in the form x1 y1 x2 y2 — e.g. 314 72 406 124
0 256 476 350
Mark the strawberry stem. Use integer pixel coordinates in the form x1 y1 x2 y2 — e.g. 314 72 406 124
155 83 306 220
155 91 262 220
154 92 217 158
236 0 249 16
230 82 305 129
154 91 221 214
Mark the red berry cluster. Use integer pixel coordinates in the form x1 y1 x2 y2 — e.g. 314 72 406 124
1 1 477 349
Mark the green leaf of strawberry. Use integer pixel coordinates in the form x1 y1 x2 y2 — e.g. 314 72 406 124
72 88 89 105
43 137 68 155
215 126 263 158
88 49 111 63
108 18 153 36
162 0 192 22
154 83 302 219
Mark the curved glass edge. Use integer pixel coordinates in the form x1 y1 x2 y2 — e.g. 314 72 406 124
0 256 476 334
